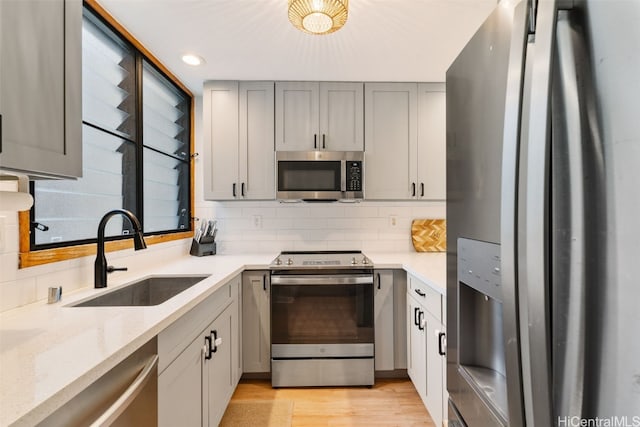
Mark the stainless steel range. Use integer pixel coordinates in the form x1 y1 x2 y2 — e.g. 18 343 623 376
269 251 374 387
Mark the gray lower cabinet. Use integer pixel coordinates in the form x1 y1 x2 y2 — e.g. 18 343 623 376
242 271 270 373
374 270 394 371
158 275 241 427
374 269 407 372
0 0 82 178
406 273 447 426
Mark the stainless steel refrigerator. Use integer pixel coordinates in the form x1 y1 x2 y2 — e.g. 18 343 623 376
446 0 640 426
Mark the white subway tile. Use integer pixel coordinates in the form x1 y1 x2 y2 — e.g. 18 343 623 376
4 224 20 253
344 206 379 218
328 241 363 251
292 218 327 229
327 218 362 229
241 207 277 217
262 218 293 230
306 206 345 219
275 206 309 218
292 240 328 251
0 278 37 313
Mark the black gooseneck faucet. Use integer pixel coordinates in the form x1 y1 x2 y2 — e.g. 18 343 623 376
94 209 147 288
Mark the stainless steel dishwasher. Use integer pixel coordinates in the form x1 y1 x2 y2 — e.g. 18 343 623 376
38 338 158 427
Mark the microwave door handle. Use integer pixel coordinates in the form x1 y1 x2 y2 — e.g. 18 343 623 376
341 160 347 192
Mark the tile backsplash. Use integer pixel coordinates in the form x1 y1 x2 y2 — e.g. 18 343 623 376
195 200 445 254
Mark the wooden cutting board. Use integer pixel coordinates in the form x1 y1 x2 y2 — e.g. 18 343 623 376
411 219 446 252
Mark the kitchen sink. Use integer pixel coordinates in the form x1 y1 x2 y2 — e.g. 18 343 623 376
72 275 210 307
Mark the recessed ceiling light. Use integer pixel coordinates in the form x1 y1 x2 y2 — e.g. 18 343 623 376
181 53 205 66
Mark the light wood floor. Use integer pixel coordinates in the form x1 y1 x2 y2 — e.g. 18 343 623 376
227 378 436 426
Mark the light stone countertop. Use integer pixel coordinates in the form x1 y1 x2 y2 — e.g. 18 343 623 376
0 251 445 427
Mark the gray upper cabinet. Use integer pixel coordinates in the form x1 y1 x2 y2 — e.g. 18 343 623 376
364 83 418 199
275 81 363 151
417 83 446 200
0 0 82 178
364 82 446 200
203 81 275 200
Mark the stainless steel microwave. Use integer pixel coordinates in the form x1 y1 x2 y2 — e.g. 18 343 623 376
276 151 364 201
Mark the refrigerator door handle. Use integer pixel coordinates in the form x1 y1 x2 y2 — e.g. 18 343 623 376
552 10 592 419
520 0 571 424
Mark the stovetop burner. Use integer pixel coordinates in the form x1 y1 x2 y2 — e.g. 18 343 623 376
270 250 372 269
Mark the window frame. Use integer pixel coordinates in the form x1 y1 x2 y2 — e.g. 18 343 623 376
18 0 194 269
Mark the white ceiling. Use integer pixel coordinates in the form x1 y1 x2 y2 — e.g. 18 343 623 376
97 0 497 95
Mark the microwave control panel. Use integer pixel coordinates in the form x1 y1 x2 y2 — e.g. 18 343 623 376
347 161 363 192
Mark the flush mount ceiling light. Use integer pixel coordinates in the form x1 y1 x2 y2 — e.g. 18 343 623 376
288 0 349 35
181 53 205 66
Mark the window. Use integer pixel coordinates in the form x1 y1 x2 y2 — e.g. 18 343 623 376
20 1 193 266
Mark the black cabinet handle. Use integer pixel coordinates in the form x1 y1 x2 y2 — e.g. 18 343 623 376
211 330 218 353
204 336 213 360
263 274 267 291
438 332 446 356
322 134 326 149
420 183 424 197
241 182 245 197
314 134 317 149
414 288 426 298
412 182 416 197
232 183 237 197
414 307 420 326
377 273 381 290
418 310 425 331
0 114 3 153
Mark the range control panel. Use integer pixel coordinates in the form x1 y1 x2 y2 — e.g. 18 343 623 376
347 161 363 192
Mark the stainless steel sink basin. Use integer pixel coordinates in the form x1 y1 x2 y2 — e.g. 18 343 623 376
72 275 210 307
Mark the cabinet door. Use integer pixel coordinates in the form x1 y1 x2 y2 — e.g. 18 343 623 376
417 83 446 200
424 310 445 427
374 270 395 371
407 293 427 400
364 83 418 199
393 270 408 370
204 302 235 427
0 0 82 178
275 82 319 151
242 271 271 373
239 82 275 199
203 81 239 200
319 82 364 151
158 334 204 427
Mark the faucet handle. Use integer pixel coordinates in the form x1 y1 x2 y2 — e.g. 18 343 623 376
106 266 128 274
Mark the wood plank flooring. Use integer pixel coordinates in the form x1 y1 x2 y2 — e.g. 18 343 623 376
226 379 436 427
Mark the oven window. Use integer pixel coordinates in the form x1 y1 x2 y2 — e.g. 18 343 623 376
278 161 341 191
271 283 374 344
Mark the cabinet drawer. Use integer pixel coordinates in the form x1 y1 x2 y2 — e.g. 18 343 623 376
158 278 238 373
408 273 442 322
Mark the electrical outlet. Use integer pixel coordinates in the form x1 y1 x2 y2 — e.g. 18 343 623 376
252 215 262 229
389 215 398 228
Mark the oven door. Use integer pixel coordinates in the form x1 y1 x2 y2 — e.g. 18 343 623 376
271 273 374 356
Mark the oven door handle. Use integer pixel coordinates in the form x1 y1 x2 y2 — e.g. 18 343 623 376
271 275 374 285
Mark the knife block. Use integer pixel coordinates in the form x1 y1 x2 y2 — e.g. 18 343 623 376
189 237 216 257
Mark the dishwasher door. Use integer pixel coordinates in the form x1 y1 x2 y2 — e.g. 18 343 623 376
38 338 158 427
